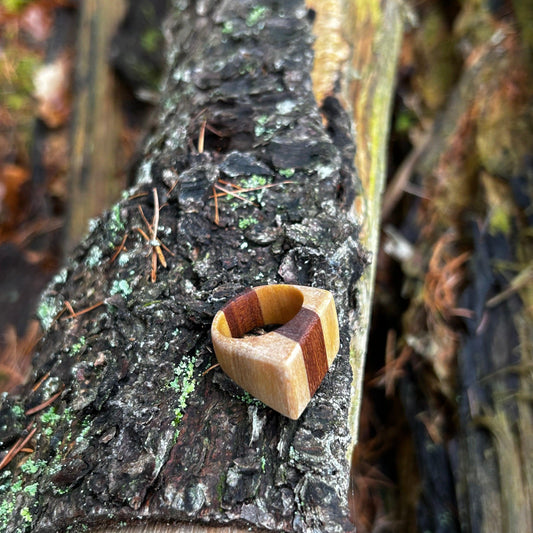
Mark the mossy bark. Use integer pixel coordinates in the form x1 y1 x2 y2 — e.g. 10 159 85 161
0 1 366 532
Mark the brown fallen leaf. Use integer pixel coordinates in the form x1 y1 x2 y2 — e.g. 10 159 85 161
33 54 71 128
0 320 41 393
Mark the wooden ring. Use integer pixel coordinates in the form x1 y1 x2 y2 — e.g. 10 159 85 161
211 285 339 419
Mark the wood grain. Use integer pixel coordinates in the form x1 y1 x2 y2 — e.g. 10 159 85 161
222 289 264 338
277 307 328 396
211 285 339 419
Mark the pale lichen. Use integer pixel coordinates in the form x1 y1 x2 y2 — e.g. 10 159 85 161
246 5 268 27
108 203 125 243
85 246 103 268
20 459 46 475
70 336 86 356
279 168 295 178
110 279 132 298
238 216 258 230
36 296 63 331
168 356 197 439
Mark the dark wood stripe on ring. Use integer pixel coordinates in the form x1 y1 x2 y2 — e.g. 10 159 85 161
223 289 264 338
277 307 328 396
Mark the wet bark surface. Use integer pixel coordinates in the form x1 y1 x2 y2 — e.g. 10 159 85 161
0 1 365 531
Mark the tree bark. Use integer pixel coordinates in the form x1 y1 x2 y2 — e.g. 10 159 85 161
0 1 367 532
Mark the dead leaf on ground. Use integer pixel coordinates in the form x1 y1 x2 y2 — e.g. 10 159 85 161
0 164 29 222
0 320 41 393
33 54 71 128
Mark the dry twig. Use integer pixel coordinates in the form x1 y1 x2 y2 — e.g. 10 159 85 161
25 387 64 416
135 189 173 282
63 300 104 320
0 423 36 471
110 232 128 264
210 178 297 223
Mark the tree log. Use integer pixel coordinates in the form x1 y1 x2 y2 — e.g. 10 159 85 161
0 1 369 531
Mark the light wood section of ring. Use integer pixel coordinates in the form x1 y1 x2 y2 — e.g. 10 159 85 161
211 285 340 419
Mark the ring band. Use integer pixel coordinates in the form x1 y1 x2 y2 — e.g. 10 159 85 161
211 285 339 419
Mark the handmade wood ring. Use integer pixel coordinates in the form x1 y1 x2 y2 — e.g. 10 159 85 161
211 285 339 419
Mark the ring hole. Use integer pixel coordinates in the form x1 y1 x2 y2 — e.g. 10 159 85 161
244 323 282 338
220 286 304 338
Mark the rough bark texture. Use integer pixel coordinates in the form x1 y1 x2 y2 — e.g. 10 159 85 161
0 1 365 531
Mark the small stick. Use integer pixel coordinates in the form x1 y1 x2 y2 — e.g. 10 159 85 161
64 301 104 319
202 363 220 376
218 179 245 190
214 184 259 206
212 180 295 214
110 233 128 264
151 249 158 283
167 178 179 195
486 265 533 307
191 108 207 121
212 179 295 222
155 246 167 268
150 188 163 281
32 372 50 392
25 387 64 416
65 301 76 316
209 191 228 200
134 227 174 257
213 185 220 225
235 180 295 194
128 191 148 200
216 179 294 195
151 188 160 242
135 227 150 242
205 123 224 136
159 241 175 257
136 191 172 282
57 308 69 323
198 119 207 153
0 423 36 471
138 205 152 233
